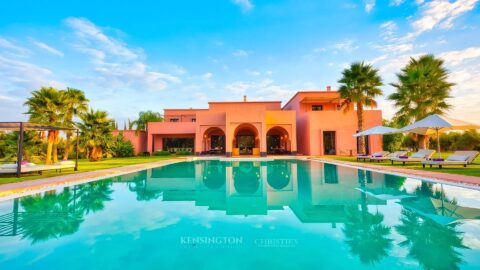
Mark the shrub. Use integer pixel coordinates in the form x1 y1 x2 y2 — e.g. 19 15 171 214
153 150 171 156
111 133 135 157
175 150 193 156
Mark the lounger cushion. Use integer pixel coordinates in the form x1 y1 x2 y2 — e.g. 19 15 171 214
0 164 17 169
447 155 469 162
411 153 426 158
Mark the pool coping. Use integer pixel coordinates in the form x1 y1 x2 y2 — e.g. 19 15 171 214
1 156 479 201
311 158 480 191
0 158 186 201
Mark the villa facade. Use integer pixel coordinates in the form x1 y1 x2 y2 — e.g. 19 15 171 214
119 88 383 156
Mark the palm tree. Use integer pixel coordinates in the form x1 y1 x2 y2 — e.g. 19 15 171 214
62 88 89 160
338 62 383 154
77 109 114 161
133 110 163 133
24 87 66 164
388 54 454 148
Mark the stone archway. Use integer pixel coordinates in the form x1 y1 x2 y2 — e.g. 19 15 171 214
266 126 290 155
203 127 226 155
232 123 260 156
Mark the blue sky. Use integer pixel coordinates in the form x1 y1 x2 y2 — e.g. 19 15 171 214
1 0 479 124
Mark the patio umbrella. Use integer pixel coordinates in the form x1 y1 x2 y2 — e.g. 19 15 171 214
353 125 400 137
398 114 480 156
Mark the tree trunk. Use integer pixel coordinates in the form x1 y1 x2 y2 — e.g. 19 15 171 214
46 130 54 164
90 146 103 161
418 134 429 149
63 131 71 161
52 130 59 163
357 103 366 155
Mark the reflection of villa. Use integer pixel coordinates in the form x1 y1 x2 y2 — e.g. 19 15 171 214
116 89 383 156
142 160 389 222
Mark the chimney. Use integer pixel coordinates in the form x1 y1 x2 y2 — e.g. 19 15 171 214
326 85 331 91
243 95 247 102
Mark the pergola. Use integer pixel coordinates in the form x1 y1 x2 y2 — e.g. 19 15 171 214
0 122 79 177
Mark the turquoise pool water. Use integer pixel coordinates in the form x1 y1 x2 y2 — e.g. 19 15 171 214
1 159 480 269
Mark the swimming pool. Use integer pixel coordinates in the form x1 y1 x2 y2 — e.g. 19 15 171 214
0 159 479 269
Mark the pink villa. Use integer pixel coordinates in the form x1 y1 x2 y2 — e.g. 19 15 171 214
116 88 383 157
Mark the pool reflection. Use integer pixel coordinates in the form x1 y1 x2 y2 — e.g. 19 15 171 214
1 160 479 269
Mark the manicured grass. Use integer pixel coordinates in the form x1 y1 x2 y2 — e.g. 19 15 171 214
0 156 176 185
321 152 480 177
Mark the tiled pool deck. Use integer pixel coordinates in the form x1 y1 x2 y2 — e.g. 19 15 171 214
1 156 479 200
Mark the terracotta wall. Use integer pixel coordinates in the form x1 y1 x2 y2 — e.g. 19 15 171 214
112 130 147 154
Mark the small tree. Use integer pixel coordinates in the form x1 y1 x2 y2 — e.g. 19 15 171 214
77 109 114 161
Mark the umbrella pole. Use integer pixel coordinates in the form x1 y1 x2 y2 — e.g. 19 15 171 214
436 128 441 158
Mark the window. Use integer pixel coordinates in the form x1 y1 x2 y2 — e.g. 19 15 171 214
312 105 323 111
169 118 179 122
191 118 196 122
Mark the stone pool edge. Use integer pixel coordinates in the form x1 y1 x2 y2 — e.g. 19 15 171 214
312 158 480 191
0 158 186 201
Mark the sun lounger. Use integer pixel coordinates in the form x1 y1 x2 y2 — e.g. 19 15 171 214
0 161 75 175
370 151 408 162
390 149 436 165
357 151 390 161
422 151 479 168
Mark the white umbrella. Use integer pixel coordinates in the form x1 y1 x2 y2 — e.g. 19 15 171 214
399 114 480 156
353 125 400 137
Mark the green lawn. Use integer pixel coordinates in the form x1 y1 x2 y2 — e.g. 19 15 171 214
321 152 480 177
0 156 176 185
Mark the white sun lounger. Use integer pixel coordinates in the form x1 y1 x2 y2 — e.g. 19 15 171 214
422 151 479 169
390 149 436 165
0 161 76 175
370 151 408 162
357 151 390 161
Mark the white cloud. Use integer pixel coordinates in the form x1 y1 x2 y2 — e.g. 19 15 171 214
410 0 478 37
232 0 254 12
364 0 376 13
312 47 327 53
0 37 30 57
390 0 405 6
332 39 359 53
438 47 480 65
201 72 213 80
224 79 295 101
29 38 64 57
65 17 179 92
232 49 249 57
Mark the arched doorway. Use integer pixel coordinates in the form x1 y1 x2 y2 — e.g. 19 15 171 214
267 126 290 155
233 123 259 155
203 127 225 155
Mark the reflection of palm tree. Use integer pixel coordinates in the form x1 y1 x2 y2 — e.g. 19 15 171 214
343 176 392 264
343 206 392 264
75 181 113 214
395 209 467 270
128 173 162 201
19 189 84 244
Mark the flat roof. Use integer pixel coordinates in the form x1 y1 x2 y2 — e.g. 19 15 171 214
208 101 281 104
282 91 341 110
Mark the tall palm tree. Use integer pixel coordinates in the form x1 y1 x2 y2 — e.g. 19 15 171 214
133 110 163 133
338 62 383 154
24 87 66 164
62 88 89 160
388 54 454 149
77 109 114 161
